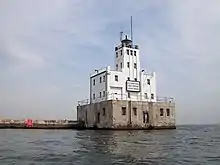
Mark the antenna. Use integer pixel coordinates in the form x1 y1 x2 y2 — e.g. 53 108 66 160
130 16 133 43
120 31 123 41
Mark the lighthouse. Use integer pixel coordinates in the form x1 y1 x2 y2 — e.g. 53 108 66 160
77 18 176 130
89 34 156 104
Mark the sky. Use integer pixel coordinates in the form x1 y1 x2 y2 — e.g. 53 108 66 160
0 0 220 124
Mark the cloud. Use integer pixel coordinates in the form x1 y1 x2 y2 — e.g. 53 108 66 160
0 0 220 124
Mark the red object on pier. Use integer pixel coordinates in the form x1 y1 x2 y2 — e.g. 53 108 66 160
25 119 33 127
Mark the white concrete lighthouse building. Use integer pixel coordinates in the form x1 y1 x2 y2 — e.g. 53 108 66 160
77 32 176 130
90 35 156 104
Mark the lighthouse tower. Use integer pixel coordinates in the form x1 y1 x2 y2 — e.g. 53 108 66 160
77 18 175 130
89 33 156 104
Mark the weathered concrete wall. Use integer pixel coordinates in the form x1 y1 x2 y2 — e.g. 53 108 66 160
152 102 176 128
77 100 176 129
77 100 113 128
112 100 152 128
111 100 175 129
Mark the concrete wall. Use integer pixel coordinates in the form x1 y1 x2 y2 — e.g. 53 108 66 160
77 100 176 129
77 100 113 128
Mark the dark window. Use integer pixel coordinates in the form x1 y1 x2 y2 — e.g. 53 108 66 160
122 107 126 115
127 77 130 80
100 92 102 98
100 77 102 83
103 75 105 82
134 51 136 56
97 112 100 123
133 107 137 116
134 63 137 69
93 94 95 100
130 50 133 55
116 52 118 58
120 50 122 56
115 75 118 81
151 94 154 99
127 62 130 68
116 64 118 70
93 79 95 85
160 108 164 116
166 109 170 116
127 49 129 55
147 79 150 85
134 78 137 81
103 108 105 116
128 92 130 98
144 93 148 99
103 91 106 97
120 62 123 68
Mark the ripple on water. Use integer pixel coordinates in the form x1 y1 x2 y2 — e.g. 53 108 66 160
0 126 220 165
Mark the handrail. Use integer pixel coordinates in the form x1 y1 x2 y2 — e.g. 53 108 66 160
77 93 174 106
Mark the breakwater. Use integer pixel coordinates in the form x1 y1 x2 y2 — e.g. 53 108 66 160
0 119 84 129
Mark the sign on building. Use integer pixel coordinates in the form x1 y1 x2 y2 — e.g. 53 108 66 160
126 80 140 92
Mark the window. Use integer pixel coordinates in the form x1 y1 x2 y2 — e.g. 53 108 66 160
127 49 129 55
103 91 106 97
120 62 123 68
103 75 105 82
122 107 126 115
127 62 130 68
100 92 102 98
134 51 136 56
93 79 95 85
144 93 148 99
97 112 100 123
166 109 170 116
134 78 137 81
160 108 164 116
128 92 130 98
120 50 122 56
147 79 150 85
116 52 118 58
151 93 154 99
103 108 105 116
133 107 137 116
115 75 118 81
100 77 102 83
134 63 137 69
127 77 130 80
130 50 133 55
116 64 118 70
93 94 95 100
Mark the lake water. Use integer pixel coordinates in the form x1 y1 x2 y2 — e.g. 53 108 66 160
0 125 220 165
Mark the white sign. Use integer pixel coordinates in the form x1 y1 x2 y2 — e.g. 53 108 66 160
126 81 140 92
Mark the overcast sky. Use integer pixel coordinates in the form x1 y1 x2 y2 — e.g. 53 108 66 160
0 0 220 124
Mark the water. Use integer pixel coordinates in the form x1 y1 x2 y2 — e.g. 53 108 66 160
0 125 220 165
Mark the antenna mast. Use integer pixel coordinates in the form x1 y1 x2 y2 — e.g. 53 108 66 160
131 16 133 44
120 31 123 41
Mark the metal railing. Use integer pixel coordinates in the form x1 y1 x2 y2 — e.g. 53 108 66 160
77 93 174 106
78 99 89 106
156 96 174 103
115 44 139 51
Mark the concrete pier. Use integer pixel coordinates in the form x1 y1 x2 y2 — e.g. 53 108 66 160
0 119 84 129
77 99 176 130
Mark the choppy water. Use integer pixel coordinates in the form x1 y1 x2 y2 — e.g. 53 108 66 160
0 125 220 165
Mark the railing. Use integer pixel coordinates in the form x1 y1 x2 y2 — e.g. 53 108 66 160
156 96 174 103
115 44 139 51
77 94 174 106
78 99 89 106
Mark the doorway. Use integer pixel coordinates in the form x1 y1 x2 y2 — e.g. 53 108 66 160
143 111 149 123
